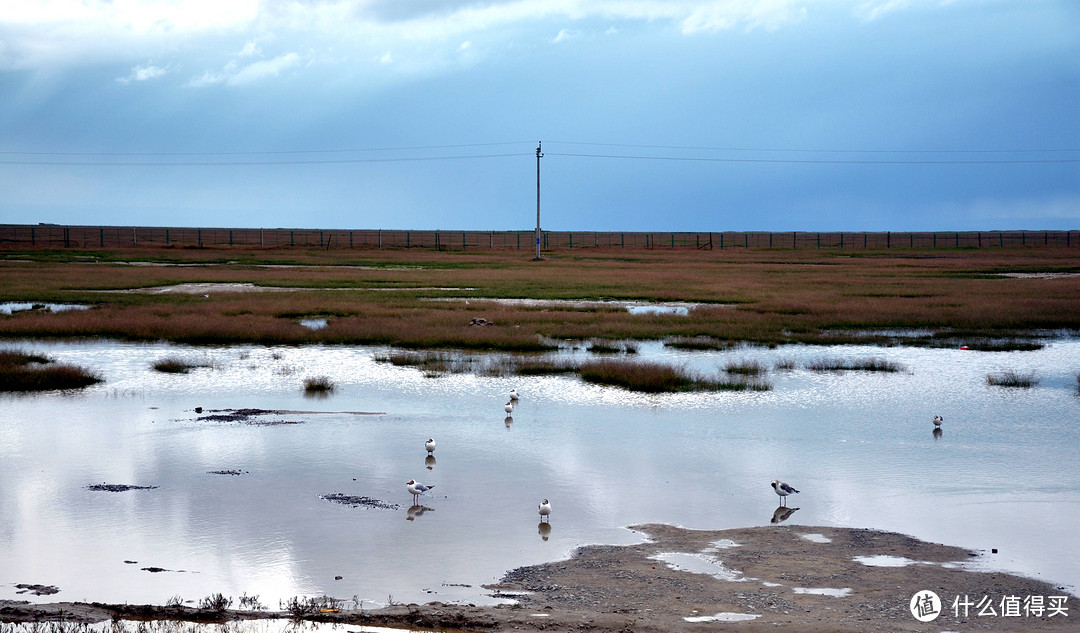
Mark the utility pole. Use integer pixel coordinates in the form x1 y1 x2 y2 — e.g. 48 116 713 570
534 141 543 261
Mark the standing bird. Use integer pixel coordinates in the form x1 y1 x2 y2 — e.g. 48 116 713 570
933 415 943 427
406 479 434 504
509 388 519 402
538 499 552 523
425 438 436 454
504 401 514 415
771 480 799 506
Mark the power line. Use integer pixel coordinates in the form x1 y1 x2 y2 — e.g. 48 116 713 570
0 152 532 167
547 140 1080 155
545 152 1080 165
0 141 535 158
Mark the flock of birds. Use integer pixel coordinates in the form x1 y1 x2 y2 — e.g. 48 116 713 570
407 390 946 528
404 388 558 525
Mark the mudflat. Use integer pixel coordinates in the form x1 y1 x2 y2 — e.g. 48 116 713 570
3 524 1074 632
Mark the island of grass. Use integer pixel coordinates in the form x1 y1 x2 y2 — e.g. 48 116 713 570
0 349 103 392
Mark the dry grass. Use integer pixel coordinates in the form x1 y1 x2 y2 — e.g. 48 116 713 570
986 370 1039 388
579 359 770 392
1 246 1078 348
0 348 103 391
724 359 768 375
152 356 211 373
303 376 335 393
806 357 906 372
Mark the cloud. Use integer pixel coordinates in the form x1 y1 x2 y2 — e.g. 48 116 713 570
552 28 579 44
855 0 912 22
116 62 167 84
227 52 300 84
237 40 262 58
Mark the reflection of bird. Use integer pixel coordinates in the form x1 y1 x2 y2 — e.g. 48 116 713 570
538 499 552 523
538 522 552 541
933 427 943 440
406 479 434 504
425 438 436 454
509 388 519 401
504 401 514 415
425 455 436 470
504 416 513 429
407 504 431 521
771 480 799 506
933 415 943 427
771 505 799 524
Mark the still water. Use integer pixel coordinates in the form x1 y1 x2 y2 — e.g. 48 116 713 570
1 339 1078 607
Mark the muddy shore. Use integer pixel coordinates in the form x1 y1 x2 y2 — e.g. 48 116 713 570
3 524 1075 632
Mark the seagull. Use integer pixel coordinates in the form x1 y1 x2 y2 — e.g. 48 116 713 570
933 415 943 427
425 438 436 454
771 480 799 506
509 388 519 401
504 401 514 415
406 479 434 504
538 499 552 523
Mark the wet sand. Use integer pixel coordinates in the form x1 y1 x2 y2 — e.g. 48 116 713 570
3 524 1075 632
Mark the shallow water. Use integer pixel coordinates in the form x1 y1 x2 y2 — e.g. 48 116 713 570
1 339 1078 608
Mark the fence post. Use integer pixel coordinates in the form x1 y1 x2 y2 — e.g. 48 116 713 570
621 233 624 248
955 232 959 248
101 228 105 247
817 233 820 249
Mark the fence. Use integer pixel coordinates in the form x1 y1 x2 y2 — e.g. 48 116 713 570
1 224 1077 250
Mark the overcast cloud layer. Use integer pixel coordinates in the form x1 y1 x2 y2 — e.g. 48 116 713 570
1 0 1077 231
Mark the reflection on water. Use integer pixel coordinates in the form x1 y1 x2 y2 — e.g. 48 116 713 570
0 302 89 315
1 339 1079 608
0 621 421 633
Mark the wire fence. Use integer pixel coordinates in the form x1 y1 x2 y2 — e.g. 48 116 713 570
1 224 1077 250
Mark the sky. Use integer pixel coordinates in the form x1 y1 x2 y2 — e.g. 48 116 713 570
0 0 1077 232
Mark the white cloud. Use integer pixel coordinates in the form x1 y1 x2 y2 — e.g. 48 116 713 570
227 52 301 85
552 28 579 44
237 40 261 58
116 62 167 84
855 0 912 22
458 41 472 52
379 51 394 65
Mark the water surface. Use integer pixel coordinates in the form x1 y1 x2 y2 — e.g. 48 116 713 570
1 339 1078 607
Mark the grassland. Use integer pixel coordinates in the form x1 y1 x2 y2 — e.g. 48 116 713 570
0 245 1078 350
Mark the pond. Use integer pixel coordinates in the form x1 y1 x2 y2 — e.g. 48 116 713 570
1 339 1078 608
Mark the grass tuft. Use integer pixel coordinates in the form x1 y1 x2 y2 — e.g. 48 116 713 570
151 356 210 374
0 348 103 391
724 359 768 375
579 358 770 392
806 357 905 372
986 370 1039 388
303 376 335 393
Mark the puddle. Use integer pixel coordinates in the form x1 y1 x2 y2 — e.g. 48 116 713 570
299 318 328 330
853 555 917 567
793 587 853 597
799 533 832 544
649 552 746 582
684 612 761 622
424 297 704 315
709 539 742 549
0 302 90 315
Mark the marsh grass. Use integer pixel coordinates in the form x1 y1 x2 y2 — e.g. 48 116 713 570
773 357 798 371
986 370 1039 388
806 357 906 372
724 359 768 375
374 351 478 376
303 376 335 393
510 357 581 375
0 348 102 391
579 359 770 392
587 340 639 354
3 247 1080 349
152 356 211 374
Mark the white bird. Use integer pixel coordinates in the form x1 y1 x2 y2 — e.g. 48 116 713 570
425 438 436 454
538 499 552 522
406 479 434 504
771 480 799 506
933 415 943 427
504 401 514 415
509 388 519 401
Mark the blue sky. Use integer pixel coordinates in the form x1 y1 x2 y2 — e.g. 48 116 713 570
1 0 1077 232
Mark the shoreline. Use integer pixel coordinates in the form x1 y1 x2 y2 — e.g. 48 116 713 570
4 523 1076 632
